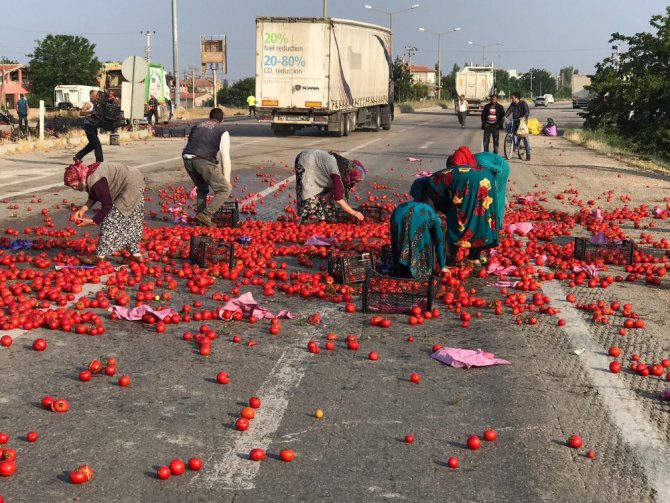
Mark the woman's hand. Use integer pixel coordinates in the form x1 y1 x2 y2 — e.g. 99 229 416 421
74 205 89 221
76 217 95 227
352 211 364 222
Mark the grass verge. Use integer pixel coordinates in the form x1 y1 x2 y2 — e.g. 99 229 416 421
564 128 670 175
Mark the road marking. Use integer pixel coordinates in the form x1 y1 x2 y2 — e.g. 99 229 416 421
418 141 433 150
200 311 334 490
542 280 670 501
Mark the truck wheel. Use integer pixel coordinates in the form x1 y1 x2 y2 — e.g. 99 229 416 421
343 114 350 136
272 126 293 137
372 110 381 131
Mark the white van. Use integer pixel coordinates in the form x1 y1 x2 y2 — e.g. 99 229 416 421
543 94 555 104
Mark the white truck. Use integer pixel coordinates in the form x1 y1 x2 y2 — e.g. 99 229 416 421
455 66 495 112
53 85 100 110
571 74 592 109
255 17 393 136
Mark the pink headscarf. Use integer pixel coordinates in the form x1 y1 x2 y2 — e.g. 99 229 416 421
64 161 100 187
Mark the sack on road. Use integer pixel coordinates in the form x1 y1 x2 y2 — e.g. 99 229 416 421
527 117 542 135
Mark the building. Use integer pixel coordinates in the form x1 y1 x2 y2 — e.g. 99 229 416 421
410 65 438 97
0 64 30 109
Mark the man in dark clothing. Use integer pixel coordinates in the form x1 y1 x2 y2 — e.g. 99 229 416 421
147 95 159 125
480 95 505 154
74 90 103 163
505 92 531 161
16 94 29 133
182 108 232 227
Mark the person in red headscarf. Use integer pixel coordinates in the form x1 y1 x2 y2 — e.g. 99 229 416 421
64 160 145 265
417 146 500 266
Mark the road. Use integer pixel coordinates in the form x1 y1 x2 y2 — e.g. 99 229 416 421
0 103 668 503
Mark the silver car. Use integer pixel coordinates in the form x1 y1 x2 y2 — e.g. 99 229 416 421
533 96 547 107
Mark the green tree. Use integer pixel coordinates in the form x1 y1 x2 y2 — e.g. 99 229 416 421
0 56 18 64
28 35 100 104
440 63 460 101
217 77 255 108
583 6 670 155
493 69 510 98
392 57 413 103
513 68 556 98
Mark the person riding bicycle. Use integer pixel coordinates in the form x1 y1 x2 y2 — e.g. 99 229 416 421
504 93 531 161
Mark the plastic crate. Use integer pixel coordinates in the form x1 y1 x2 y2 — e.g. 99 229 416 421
328 251 375 284
336 205 390 223
362 269 439 314
189 236 234 268
212 201 239 228
574 237 634 265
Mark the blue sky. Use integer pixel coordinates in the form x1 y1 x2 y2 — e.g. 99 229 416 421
2 0 667 81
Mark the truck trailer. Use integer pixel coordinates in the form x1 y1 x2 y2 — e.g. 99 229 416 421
571 74 593 109
255 17 393 136
455 66 495 112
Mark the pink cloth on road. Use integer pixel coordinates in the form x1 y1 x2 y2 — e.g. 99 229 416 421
590 209 603 220
217 292 294 320
304 235 336 246
415 170 433 177
110 305 177 321
573 264 600 278
507 222 534 235
406 157 422 163
431 347 511 369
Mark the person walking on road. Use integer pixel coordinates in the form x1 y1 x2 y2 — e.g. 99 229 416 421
64 160 146 265
74 90 103 163
16 94 29 133
246 95 257 117
294 149 366 223
181 107 232 228
481 94 505 154
147 95 159 125
505 92 531 161
455 94 469 128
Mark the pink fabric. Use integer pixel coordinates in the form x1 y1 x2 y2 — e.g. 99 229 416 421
590 209 603 220
588 232 608 245
573 264 600 278
415 170 433 177
217 292 294 320
109 305 177 321
64 161 100 186
507 222 534 235
431 347 511 369
406 157 422 163
487 262 518 276
304 235 336 246
189 187 198 200
653 206 667 218
488 280 520 288
516 195 535 204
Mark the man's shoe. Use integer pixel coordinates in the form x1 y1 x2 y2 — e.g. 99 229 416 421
526 153 531 161
78 254 101 265
194 213 216 228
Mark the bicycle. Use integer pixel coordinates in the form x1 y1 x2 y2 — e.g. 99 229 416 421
503 118 529 161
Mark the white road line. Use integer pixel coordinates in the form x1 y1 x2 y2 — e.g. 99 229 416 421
542 280 670 501
200 315 331 490
418 142 433 150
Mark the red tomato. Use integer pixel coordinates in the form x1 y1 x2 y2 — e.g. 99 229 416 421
88 359 103 373
32 338 47 351
586 450 596 459
0 433 8 444
0 335 12 347
157 466 171 480
368 351 379 361
240 407 256 420
344 303 356 313
249 448 266 461
404 435 414 444
76 465 94 481
50 398 70 413
104 366 117 376
609 361 622 374
483 429 497 442
0 459 16 477
409 372 421 384
187 457 203 471
567 434 583 449
79 370 92 382
608 346 621 357
380 319 391 328
235 418 250 431
118 375 131 387
41 396 54 410
69 470 87 485
466 435 481 450
169 458 185 475
26 431 38 443
279 449 295 462
432 344 443 353
447 456 459 469
216 372 229 384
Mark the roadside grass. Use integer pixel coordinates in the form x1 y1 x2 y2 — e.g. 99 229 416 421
175 106 246 120
564 128 670 175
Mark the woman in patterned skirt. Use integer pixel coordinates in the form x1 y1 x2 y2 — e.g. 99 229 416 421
294 149 367 223
64 160 145 265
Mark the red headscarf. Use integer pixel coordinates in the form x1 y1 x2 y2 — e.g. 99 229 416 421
64 161 100 187
447 146 477 167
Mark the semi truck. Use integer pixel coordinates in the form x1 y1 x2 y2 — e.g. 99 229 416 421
571 74 593 109
455 66 495 112
255 17 393 137
97 62 171 124
53 85 100 110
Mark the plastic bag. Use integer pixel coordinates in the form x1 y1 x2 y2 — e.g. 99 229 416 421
516 119 529 137
527 117 542 135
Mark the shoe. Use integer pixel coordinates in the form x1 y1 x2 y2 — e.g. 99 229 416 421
77 254 101 265
194 213 216 228
72 155 79 163
526 154 531 161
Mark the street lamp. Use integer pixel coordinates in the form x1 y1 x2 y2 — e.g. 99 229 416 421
364 3 420 58
419 27 461 100
467 40 502 66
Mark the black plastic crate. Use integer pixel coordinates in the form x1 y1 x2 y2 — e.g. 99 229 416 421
362 269 439 314
189 236 235 268
574 237 634 265
328 251 375 284
212 201 239 228
335 205 390 223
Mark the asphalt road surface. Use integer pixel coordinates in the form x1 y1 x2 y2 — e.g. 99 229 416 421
0 104 667 503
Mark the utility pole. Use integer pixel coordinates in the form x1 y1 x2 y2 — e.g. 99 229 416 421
323 0 327 17
141 30 156 63
192 69 195 109
172 0 180 108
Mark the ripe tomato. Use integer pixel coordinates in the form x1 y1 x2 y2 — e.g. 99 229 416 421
118 375 131 387
368 351 379 361
76 464 94 481
279 449 295 462
51 398 70 413
249 449 266 461
104 366 117 376
79 370 92 382
88 359 103 373
609 361 622 374
69 470 87 485
447 457 459 469
157 466 171 480
0 335 12 347
187 457 203 471
41 396 54 410
0 460 16 477
586 450 596 459
0 433 8 444
466 435 481 450
409 372 421 384
567 434 583 449
483 429 497 442
344 303 356 313
240 407 255 420
216 371 229 384
404 435 414 444
169 458 185 475
26 431 38 443
249 397 261 409
608 346 622 357
235 418 250 431
32 338 47 351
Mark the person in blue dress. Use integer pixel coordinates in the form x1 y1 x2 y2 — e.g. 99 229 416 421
390 178 447 279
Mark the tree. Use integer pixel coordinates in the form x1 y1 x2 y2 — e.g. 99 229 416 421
440 63 460 101
0 56 18 64
583 6 670 155
28 35 100 103
392 57 413 103
513 68 556 98
493 69 510 98
217 77 255 108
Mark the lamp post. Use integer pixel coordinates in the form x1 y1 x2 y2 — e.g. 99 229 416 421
419 27 460 100
467 40 502 67
364 3 420 59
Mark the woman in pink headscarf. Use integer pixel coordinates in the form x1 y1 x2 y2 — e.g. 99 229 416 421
64 160 145 265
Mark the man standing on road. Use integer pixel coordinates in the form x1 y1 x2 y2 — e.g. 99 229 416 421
74 90 103 163
481 94 505 154
147 95 159 125
505 92 531 161
182 108 232 227
455 94 469 128
16 94 29 133
246 94 256 117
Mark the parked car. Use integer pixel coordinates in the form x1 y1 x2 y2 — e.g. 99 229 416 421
543 94 554 104
533 96 547 107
